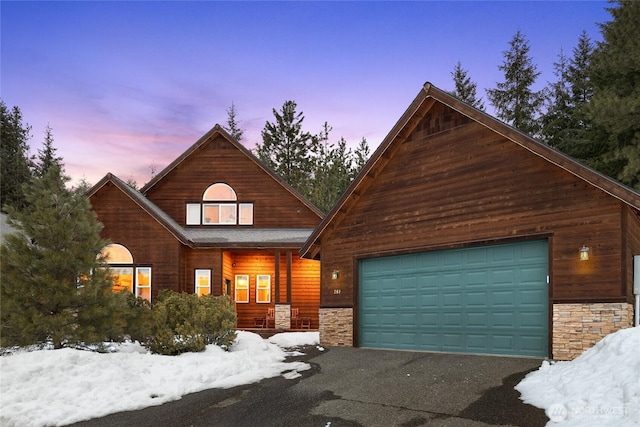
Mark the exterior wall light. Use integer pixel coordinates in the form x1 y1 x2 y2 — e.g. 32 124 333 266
332 270 339 280
579 245 590 261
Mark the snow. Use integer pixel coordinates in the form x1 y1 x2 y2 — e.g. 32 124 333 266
516 326 640 426
0 331 320 427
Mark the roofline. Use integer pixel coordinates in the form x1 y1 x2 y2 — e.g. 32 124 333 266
139 124 324 219
89 173 192 245
300 82 640 259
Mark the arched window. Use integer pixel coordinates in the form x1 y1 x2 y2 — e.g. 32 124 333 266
100 244 151 301
203 183 236 201
186 183 253 226
101 243 133 264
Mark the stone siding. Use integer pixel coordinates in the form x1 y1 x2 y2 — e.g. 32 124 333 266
552 302 634 360
319 308 353 346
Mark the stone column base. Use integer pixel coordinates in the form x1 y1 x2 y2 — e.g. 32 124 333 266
552 302 634 360
319 308 353 346
275 304 290 330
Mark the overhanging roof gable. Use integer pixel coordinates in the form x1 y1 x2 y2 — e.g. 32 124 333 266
300 82 640 259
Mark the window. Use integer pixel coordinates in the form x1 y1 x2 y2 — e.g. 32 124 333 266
195 269 211 296
235 274 249 303
186 204 201 225
110 267 133 293
239 204 254 225
256 275 271 303
203 204 236 224
100 244 151 302
185 183 253 226
136 267 151 301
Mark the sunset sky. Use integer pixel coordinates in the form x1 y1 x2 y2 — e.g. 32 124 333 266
2 1 610 187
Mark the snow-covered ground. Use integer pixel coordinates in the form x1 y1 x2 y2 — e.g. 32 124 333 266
0 331 320 427
516 326 640 426
2 327 638 427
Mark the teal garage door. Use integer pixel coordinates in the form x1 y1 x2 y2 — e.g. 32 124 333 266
359 240 548 356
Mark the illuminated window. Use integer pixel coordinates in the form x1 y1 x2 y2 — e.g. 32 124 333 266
256 275 271 303
110 267 133 293
136 267 151 301
185 183 253 226
100 244 151 302
235 274 249 303
203 183 236 201
101 243 133 264
195 269 211 296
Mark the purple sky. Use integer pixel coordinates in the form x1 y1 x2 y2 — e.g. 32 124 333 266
2 1 610 187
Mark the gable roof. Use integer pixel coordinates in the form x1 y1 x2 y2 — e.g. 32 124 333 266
140 124 323 218
88 172 315 249
300 82 640 260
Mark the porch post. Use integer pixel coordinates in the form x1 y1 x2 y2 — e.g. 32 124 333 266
286 251 292 304
274 251 281 303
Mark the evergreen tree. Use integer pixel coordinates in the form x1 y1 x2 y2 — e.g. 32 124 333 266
542 33 597 159
256 100 317 196
1 101 33 212
223 102 244 142
34 124 64 178
587 0 640 189
309 124 353 212
450 62 485 110
1 163 129 348
486 30 546 137
353 137 371 174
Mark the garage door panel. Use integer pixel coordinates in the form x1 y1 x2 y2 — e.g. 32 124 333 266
359 240 548 357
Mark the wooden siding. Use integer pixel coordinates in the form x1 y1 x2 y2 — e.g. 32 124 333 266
144 134 320 228
319 106 629 307
90 182 181 301
181 248 223 295
229 251 320 328
625 207 640 301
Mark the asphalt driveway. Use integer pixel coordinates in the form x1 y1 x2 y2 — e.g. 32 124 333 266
71 346 548 426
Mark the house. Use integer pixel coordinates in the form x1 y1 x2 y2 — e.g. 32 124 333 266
88 125 323 330
300 82 640 360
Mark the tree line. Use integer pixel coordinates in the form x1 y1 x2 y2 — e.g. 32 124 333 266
450 0 639 190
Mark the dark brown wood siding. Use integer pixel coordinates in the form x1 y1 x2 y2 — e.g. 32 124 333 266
320 107 628 307
90 182 181 301
624 207 640 301
181 248 223 295
144 135 320 228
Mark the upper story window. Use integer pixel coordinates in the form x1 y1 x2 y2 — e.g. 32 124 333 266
186 183 253 226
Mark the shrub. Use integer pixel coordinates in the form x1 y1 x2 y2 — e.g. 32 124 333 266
144 291 237 355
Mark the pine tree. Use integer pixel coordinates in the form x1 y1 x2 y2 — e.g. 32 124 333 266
486 30 546 137
353 137 371 174
256 100 317 196
223 102 244 142
450 62 485 110
1 101 33 212
587 0 640 189
34 124 64 178
309 124 354 212
542 33 597 159
1 163 129 348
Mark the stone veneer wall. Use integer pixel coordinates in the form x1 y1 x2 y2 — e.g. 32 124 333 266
319 308 353 346
552 302 634 360
274 304 291 330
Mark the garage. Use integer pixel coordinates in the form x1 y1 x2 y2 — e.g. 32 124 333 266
358 240 549 357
